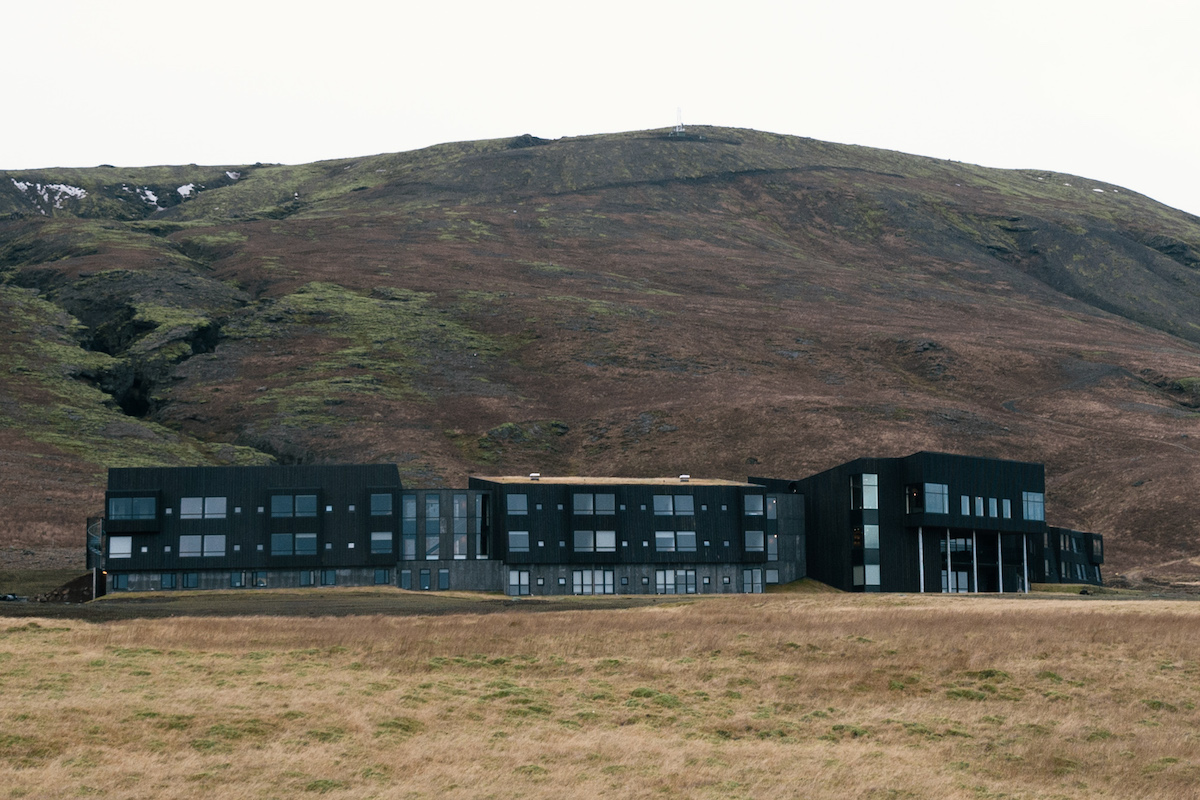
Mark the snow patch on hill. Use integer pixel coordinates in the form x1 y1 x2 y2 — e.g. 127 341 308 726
9 178 88 214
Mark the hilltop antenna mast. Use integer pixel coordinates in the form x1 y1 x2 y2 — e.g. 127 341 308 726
674 107 685 135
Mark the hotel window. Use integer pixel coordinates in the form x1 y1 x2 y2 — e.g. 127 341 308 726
850 474 878 510
1002 499 1012 519
508 570 530 596
112 574 128 591
744 530 765 553
573 569 615 595
270 533 316 556
252 571 267 588
180 535 226 558
321 570 337 586
507 494 528 515
475 494 487 559
655 569 696 595
975 497 984 517
370 493 393 516
438 569 450 590
161 573 176 589
508 531 530 553
1022 492 1045 521
961 495 970 515
299 569 315 586
370 532 393 555
271 494 317 518
911 484 950 514
744 494 765 515
374 568 391 585
108 497 156 520
400 570 412 589
743 569 763 593
574 530 617 553
180 497 227 519
182 573 199 589
989 498 999 518
230 572 245 588
655 530 697 553
452 495 468 559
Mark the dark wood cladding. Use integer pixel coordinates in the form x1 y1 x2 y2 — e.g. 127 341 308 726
105 464 402 573
753 451 1102 592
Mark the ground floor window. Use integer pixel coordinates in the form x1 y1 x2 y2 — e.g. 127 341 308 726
321 570 337 586
252 571 267 588
573 569 614 595
941 570 969 593
161 573 176 589
113 573 128 590
742 569 763 594
655 569 696 594
230 572 245 588
508 569 530 596
300 570 314 587
400 569 412 590
438 568 450 590
182 573 198 589
374 568 391 585
420 569 431 590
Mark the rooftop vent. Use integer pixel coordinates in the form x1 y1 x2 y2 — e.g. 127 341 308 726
529 473 540 481
679 474 690 482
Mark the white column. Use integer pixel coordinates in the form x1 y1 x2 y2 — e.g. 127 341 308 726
1022 533 1029 594
997 532 1003 594
945 529 952 593
917 527 925 592
972 530 978 593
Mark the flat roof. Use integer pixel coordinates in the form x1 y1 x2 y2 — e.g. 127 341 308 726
474 476 758 487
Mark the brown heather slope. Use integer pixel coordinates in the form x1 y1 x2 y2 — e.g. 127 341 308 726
1 127 1199 582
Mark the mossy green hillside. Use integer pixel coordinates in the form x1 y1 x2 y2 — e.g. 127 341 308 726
0 285 268 468
229 282 513 424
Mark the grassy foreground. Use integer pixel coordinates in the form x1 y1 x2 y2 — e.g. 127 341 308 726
1 593 1197 799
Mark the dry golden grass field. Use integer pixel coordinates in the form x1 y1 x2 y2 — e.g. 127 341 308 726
1 592 1198 799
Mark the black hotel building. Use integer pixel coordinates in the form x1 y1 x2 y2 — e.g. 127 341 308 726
95 452 1101 596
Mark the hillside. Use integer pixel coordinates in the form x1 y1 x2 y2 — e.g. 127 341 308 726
2 127 1199 583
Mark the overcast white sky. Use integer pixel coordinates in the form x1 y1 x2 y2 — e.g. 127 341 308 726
4 0 1199 216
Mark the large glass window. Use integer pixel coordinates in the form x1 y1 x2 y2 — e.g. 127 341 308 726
295 533 317 555
453 532 468 559
181 497 227 519
161 573 176 589
655 569 696 594
271 533 293 556
850 474 878 510
182 573 198 589
438 569 450 590
744 530 765 553
507 494 528 515
475 494 487 559
508 570 530 596
653 495 674 515
1002 499 1012 519
370 493 393 516
574 493 594 514
109 536 132 559
925 484 948 514
743 569 763 593
653 530 695 553
595 494 616 515
271 494 318 518
989 498 999 518
374 568 390 585
573 570 615 595
371 531 393 554
744 495 765 516
961 495 970 515
766 533 778 561
508 531 530 553
1023 492 1045 521
575 530 617 553
180 535 203 557
203 534 226 557
402 495 417 533
108 497 156 520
